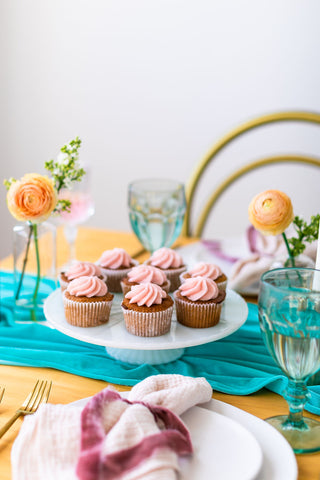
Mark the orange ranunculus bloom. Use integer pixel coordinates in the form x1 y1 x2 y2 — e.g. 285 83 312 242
6 173 57 223
248 189 294 236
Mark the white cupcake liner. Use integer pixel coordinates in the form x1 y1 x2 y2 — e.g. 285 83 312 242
163 266 186 292
179 272 227 292
216 279 227 292
63 292 113 327
173 291 223 328
99 260 139 293
59 275 69 293
121 305 173 337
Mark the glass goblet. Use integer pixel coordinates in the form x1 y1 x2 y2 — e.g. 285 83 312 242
58 174 95 269
258 267 320 453
128 178 186 253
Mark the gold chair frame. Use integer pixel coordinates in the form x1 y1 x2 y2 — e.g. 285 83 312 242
183 111 320 237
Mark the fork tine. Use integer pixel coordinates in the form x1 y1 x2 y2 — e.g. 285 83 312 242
27 380 46 412
0 379 52 439
22 379 40 409
43 381 52 404
29 381 50 412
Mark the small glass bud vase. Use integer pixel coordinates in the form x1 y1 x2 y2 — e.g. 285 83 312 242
284 253 314 268
13 221 57 320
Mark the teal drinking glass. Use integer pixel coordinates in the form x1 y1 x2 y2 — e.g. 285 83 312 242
258 268 320 453
128 179 186 253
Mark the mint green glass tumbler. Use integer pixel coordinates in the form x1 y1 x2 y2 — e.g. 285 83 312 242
128 179 186 253
258 268 320 453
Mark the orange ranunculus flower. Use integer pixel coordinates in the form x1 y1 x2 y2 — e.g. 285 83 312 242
6 173 57 223
248 189 294 236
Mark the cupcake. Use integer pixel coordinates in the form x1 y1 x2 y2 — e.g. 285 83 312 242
145 247 186 292
174 276 226 328
96 248 138 293
121 282 173 337
59 261 106 292
63 276 114 327
121 264 170 295
180 262 228 292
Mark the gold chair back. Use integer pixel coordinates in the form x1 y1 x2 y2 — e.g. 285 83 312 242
183 111 320 237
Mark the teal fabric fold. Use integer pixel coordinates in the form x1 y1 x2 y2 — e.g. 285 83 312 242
0 270 319 415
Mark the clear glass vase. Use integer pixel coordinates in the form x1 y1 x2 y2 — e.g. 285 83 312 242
13 221 57 320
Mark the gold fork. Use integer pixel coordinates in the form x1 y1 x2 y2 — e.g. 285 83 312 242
0 387 4 404
0 379 52 439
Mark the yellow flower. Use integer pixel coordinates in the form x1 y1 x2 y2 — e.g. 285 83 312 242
6 173 57 223
248 189 294 236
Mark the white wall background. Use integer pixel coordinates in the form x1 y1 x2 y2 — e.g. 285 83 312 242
1 0 320 258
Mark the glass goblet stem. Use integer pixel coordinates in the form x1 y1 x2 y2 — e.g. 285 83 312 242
64 225 78 264
283 379 309 429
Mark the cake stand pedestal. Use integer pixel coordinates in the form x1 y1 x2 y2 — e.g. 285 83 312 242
105 346 185 365
44 290 248 365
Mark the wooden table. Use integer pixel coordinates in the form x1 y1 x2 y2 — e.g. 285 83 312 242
0 227 319 480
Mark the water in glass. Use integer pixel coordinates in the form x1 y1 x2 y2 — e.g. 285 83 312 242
258 268 320 453
128 179 186 253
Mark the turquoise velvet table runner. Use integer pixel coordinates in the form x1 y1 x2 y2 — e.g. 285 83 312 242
0 270 319 415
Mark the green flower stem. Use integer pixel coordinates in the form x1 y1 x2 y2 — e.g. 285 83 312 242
15 223 33 302
282 232 295 267
32 224 41 306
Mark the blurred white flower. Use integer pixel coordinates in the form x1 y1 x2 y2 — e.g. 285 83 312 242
56 153 69 164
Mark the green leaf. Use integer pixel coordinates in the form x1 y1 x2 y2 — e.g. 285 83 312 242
287 214 320 258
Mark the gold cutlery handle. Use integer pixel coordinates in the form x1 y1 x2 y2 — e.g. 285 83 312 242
0 411 22 439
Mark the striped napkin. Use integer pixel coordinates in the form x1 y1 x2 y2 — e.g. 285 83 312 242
11 374 212 480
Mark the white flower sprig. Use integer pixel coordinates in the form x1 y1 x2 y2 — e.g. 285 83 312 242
45 136 85 214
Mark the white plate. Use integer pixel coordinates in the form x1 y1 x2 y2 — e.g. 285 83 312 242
44 288 248 351
201 399 297 480
71 396 263 480
179 406 262 480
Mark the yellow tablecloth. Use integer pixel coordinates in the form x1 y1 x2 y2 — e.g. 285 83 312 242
0 227 319 480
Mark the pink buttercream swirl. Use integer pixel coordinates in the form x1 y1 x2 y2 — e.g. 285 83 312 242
188 262 222 280
179 276 219 301
128 265 167 285
98 248 132 269
65 261 102 280
125 282 166 307
149 248 183 269
67 276 108 297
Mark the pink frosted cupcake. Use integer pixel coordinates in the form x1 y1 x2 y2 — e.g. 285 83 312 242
174 276 226 328
180 262 228 292
121 282 173 337
59 261 106 292
63 276 114 327
96 248 138 293
145 247 186 292
120 264 170 295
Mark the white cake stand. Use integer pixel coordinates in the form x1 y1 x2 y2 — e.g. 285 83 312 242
43 289 248 365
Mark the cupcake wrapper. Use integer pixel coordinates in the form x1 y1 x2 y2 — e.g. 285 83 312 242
100 260 139 293
59 277 68 293
63 294 113 327
217 279 227 292
121 305 173 337
164 266 187 292
120 281 132 296
173 292 223 328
